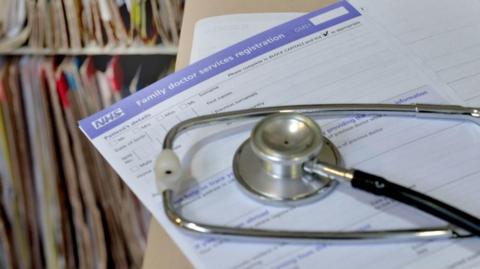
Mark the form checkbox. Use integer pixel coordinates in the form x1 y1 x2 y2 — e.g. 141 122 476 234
155 114 164 121
108 140 119 146
130 166 140 172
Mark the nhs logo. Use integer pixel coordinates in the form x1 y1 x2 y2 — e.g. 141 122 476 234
92 108 125 130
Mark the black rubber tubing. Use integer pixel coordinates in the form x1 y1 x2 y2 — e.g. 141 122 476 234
351 170 480 236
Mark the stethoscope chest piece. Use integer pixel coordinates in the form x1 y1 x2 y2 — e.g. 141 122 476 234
233 113 342 206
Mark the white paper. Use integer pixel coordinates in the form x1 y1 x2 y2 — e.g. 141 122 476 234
98 0 112 21
191 13 301 63
349 0 480 106
80 4 480 269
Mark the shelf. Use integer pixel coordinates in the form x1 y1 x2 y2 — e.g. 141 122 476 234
0 44 178 55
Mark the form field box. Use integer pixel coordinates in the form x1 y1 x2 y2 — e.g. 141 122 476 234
309 7 349 26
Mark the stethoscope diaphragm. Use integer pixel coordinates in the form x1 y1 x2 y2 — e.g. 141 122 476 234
233 113 341 205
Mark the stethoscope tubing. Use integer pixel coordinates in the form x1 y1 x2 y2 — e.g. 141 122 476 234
157 103 480 241
304 160 480 236
351 170 480 236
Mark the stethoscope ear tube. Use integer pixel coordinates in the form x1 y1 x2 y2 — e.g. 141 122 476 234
162 189 472 242
350 170 480 236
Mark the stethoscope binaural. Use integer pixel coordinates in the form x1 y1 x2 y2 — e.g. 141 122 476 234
155 103 480 242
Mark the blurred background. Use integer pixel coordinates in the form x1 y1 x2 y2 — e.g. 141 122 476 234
0 1 183 268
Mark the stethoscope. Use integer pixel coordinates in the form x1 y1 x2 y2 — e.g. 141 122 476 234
155 103 480 242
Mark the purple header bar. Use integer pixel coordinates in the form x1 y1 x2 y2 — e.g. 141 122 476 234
79 1 361 139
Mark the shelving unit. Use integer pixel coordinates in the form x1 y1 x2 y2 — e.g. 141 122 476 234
0 0 184 267
0 44 178 55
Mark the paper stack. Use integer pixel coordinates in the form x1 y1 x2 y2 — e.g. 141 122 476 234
0 55 174 269
0 0 183 52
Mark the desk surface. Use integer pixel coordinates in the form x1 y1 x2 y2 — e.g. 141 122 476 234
142 0 336 268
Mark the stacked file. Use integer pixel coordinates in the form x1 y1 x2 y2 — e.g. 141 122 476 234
0 55 174 269
0 0 183 51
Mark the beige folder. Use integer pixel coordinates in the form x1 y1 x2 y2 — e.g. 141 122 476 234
142 0 336 268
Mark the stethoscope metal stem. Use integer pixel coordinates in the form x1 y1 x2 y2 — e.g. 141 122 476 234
303 161 354 182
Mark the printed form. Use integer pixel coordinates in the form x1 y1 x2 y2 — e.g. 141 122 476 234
79 2 480 269
349 0 480 106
